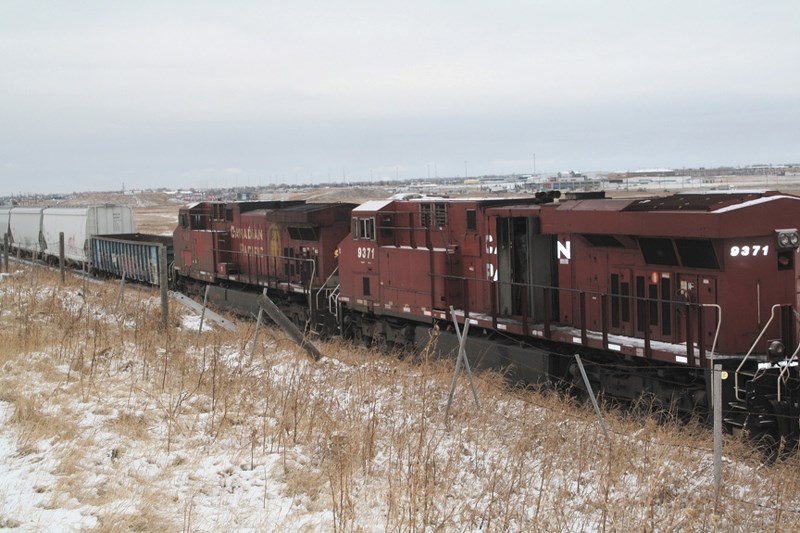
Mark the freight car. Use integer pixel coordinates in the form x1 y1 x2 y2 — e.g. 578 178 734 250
3 205 135 264
170 192 800 450
0 204 174 286
89 233 174 285
0 206 10 239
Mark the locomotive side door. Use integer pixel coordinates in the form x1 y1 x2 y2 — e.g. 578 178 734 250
496 216 553 321
496 217 514 316
609 268 634 336
696 275 719 350
214 231 231 271
675 273 718 352
633 271 675 343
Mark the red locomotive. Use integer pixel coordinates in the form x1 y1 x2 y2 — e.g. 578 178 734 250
172 191 800 450
173 200 355 334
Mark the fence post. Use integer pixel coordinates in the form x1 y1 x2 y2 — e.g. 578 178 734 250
159 244 169 331
198 284 209 333
115 271 127 310
445 306 480 418
713 364 722 507
574 354 609 439
257 293 322 361
59 232 65 283
250 291 266 360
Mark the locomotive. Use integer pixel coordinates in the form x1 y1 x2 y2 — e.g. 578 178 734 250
170 190 800 448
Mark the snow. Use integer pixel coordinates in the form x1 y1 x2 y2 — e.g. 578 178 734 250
0 402 97 531
1 271 799 531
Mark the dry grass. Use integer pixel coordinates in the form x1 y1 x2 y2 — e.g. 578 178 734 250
132 205 181 235
1 263 800 531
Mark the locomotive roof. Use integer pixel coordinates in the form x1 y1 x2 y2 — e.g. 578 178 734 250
353 197 544 213
182 200 306 213
622 191 782 212
278 202 355 213
241 202 355 216
353 200 393 212
541 190 800 238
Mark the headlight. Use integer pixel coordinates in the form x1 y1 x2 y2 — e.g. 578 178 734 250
776 230 800 250
768 340 785 360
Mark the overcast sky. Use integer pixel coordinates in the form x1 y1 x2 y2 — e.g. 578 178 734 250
1 1 799 195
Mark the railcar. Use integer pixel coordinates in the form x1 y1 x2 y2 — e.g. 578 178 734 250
336 191 800 447
3 205 136 265
8 207 45 255
89 233 173 285
42 206 135 263
0 206 11 240
172 200 356 335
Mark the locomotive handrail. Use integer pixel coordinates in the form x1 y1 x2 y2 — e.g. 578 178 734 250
777 308 800 401
316 265 340 319
777 344 800 402
316 265 339 300
227 249 316 287
697 303 722 362
224 248 318 320
734 303 783 402
434 271 715 364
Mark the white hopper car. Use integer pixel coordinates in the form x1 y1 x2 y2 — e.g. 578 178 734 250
4 205 135 263
0 206 11 240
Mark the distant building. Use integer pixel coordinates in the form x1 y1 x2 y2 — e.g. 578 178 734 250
608 169 677 180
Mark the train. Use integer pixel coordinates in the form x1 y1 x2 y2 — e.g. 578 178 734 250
3 191 800 450
170 190 800 451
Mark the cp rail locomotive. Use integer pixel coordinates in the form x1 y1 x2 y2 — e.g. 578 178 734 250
172 190 800 449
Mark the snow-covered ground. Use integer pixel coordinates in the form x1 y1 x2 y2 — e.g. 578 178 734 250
1 268 799 532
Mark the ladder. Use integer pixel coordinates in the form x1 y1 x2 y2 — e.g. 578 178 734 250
734 304 784 402
313 266 341 335
726 304 799 431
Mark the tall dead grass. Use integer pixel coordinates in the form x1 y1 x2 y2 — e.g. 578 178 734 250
1 263 800 531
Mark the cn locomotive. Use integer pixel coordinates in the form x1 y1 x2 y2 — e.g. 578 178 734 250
171 190 800 448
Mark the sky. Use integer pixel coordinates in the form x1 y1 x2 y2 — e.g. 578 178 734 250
1 1 799 195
